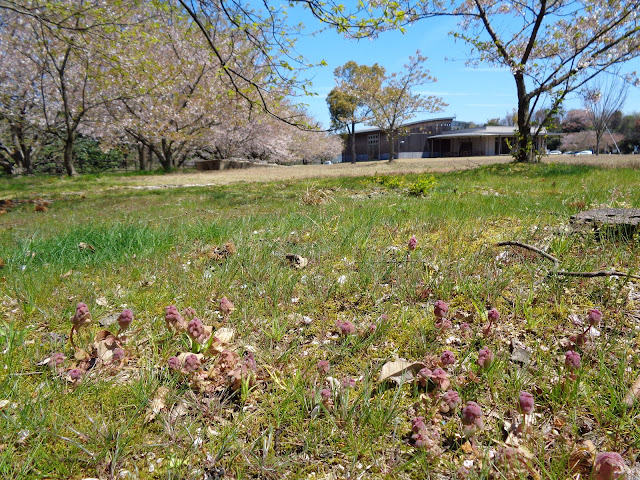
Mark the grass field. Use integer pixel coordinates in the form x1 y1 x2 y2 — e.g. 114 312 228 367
1 160 640 479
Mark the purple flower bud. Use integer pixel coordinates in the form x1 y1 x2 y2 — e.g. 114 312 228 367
461 401 483 428
183 307 197 321
593 452 626 480
342 377 356 388
460 323 471 336
430 368 449 389
168 356 181 371
72 302 91 328
495 446 518 469
408 235 417 251
320 388 332 400
411 428 439 449
487 308 500 322
336 320 355 335
50 352 65 367
69 368 83 381
183 354 201 372
244 352 256 370
165 305 185 332
441 350 456 366
219 297 235 316
112 348 125 362
318 360 330 375
187 317 208 344
434 300 449 318
411 416 426 433
565 350 581 371
441 390 461 411
518 391 534 414
477 347 494 368
588 308 602 327
117 309 133 332
368 323 377 334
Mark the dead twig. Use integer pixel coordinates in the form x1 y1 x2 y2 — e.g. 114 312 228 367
497 241 640 281
552 270 640 281
497 241 560 265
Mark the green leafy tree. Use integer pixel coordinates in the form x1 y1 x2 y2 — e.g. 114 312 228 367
327 61 383 163
359 52 445 163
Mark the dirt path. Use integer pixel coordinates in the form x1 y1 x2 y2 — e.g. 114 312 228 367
116 154 640 189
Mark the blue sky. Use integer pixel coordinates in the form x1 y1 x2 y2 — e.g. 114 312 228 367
285 8 640 129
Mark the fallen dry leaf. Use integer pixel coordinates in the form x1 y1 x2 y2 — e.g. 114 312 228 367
378 358 426 385
145 386 170 423
623 374 640 407
285 254 308 269
213 327 234 344
78 242 95 252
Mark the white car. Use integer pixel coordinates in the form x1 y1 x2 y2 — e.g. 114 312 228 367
574 150 593 155
547 150 562 155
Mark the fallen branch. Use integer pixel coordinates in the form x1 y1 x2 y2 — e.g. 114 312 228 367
496 241 559 265
497 241 640 281
552 270 640 281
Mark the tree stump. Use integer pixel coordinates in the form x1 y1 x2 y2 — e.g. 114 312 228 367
570 208 640 238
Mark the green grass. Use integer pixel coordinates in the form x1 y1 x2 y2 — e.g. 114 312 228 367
1 162 640 479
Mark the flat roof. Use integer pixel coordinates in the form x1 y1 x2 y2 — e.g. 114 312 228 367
429 126 548 139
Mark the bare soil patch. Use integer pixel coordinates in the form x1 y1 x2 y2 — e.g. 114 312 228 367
119 154 640 189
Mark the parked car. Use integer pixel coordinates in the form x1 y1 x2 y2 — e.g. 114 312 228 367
323 160 333 165
574 150 593 155
547 150 562 155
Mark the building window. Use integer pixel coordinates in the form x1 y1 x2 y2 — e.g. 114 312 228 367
368 134 379 145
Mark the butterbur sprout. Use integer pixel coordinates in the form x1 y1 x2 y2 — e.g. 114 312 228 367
441 350 456 366
495 446 518 470
430 368 450 390
50 352 65 367
219 297 235 317
408 235 417 251
69 368 83 382
168 356 181 371
117 309 133 333
588 308 603 327
461 401 484 436
593 452 627 480
336 320 355 335
518 391 534 415
244 352 257 370
165 305 185 332
72 302 91 329
342 377 356 389
487 308 500 323
318 360 330 375
434 300 449 319
183 307 197 321
112 348 125 362
460 323 472 337
477 347 494 368
411 416 426 433
320 388 333 409
187 317 208 344
183 354 201 372
565 350 581 371
441 390 461 412
368 322 377 334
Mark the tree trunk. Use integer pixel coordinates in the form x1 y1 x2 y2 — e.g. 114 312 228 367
387 131 395 163
161 138 173 171
595 131 602 155
515 74 535 162
63 135 77 176
350 121 356 164
138 143 147 171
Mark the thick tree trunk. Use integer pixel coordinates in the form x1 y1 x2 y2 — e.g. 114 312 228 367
63 135 77 176
350 121 356 164
387 131 395 163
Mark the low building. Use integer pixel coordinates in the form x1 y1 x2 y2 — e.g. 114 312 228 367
342 118 550 161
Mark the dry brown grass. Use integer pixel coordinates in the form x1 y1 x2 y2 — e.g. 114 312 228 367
116 154 640 189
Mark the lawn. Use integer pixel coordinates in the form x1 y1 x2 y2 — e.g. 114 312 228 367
1 162 640 479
